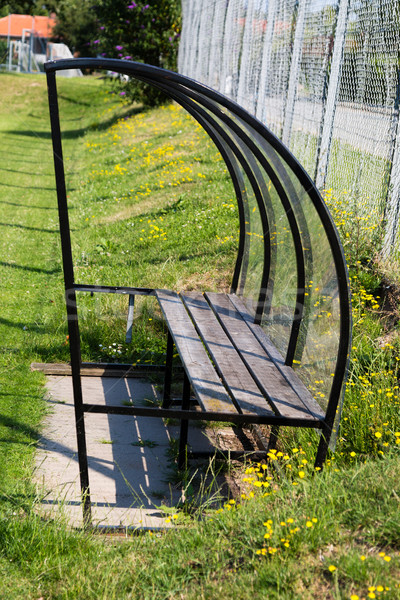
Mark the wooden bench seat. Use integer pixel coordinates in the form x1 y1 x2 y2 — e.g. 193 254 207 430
157 289 324 423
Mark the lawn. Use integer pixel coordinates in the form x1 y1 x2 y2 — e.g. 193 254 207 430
0 71 399 599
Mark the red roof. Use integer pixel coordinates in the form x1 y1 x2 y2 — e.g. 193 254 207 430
0 14 55 38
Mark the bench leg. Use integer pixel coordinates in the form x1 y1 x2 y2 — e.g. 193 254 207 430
268 426 280 451
178 372 191 469
162 331 174 408
314 425 331 470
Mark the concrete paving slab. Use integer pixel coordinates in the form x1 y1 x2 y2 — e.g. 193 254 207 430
35 375 215 529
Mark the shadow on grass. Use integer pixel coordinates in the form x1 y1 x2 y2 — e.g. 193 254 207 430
6 105 144 141
0 316 48 333
0 413 40 443
0 200 57 210
0 222 58 234
0 181 56 191
0 261 61 275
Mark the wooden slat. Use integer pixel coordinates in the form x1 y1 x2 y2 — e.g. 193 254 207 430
228 294 325 420
181 292 275 417
30 362 164 378
155 289 237 414
205 292 320 421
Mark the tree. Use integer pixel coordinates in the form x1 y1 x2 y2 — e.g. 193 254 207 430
94 0 181 106
0 1 59 18
51 0 98 57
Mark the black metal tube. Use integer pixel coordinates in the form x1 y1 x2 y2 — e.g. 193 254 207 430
162 331 174 408
82 403 324 428
46 70 91 525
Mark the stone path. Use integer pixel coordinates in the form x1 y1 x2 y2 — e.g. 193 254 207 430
35 375 214 529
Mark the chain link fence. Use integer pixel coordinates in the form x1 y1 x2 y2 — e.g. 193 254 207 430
178 0 400 257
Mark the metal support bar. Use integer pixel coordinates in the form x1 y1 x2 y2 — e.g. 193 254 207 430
315 0 350 189
162 331 174 408
46 69 92 527
314 424 331 470
282 0 309 147
267 426 280 451
125 294 135 343
82 403 324 428
178 373 191 469
74 284 155 296
383 63 400 256
255 0 277 123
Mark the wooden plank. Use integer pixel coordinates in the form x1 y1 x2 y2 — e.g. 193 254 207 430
228 294 325 420
30 362 165 378
155 289 237 414
181 292 275 417
205 292 320 421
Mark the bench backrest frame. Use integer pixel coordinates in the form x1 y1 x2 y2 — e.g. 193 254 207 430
44 57 352 445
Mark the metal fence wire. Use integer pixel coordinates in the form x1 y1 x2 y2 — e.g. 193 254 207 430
178 0 400 256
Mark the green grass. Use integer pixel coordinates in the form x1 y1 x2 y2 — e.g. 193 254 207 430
0 71 400 598
0 458 399 599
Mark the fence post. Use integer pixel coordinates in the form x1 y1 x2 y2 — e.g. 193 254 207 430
207 1 229 90
236 0 256 111
281 0 309 147
195 1 215 84
315 0 349 190
255 0 277 123
177 0 190 74
220 0 245 98
382 65 400 256
187 4 201 79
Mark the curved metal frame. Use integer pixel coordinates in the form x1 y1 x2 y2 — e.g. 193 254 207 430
45 58 352 525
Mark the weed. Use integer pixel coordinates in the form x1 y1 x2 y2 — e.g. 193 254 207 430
131 439 159 448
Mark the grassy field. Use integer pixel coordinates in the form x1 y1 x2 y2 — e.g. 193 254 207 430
0 71 400 599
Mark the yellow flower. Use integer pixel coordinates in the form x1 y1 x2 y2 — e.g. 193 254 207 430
350 595 359 600
328 565 336 572
374 432 382 439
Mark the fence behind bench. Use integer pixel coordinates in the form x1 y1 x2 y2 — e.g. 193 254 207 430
179 0 400 256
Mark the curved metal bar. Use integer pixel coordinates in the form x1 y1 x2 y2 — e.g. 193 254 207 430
152 83 274 321
156 82 304 338
45 59 274 322
44 58 351 443
145 81 277 322
163 97 250 295
242 125 314 365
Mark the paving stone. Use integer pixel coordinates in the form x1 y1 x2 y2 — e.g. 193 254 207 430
35 375 215 529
